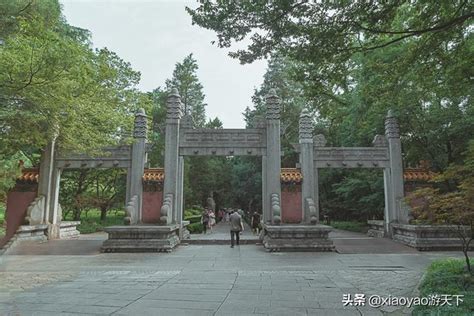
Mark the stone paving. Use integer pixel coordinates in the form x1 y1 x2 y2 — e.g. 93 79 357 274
0 225 469 316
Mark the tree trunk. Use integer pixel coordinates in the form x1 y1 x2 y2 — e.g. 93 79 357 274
100 206 107 221
73 208 81 221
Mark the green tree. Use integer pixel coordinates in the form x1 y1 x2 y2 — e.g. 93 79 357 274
0 0 148 157
165 54 207 127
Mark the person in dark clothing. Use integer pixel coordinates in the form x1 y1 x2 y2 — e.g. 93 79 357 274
251 211 261 235
201 209 209 234
229 210 243 248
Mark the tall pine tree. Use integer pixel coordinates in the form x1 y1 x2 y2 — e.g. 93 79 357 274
165 54 206 127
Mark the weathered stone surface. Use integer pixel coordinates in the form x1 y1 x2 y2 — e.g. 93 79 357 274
392 223 474 251
261 224 334 251
367 220 386 238
101 225 180 252
59 221 80 239
16 224 48 241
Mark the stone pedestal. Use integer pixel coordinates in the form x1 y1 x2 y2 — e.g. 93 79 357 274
391 224 473 251
261 224 334 252
59 221 80 239
101 225 180 252
367 220 386 238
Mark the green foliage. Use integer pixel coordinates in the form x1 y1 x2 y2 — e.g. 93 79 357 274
0 203 5 237
414 258 474 315
184 215 201 224
0 0 150 158
184 208 202 218
63 209 125 234
229 157 262 212
193 1 473 221
329 221 368 234
187 222 204 234
318 169 384 221
0 152 32 203
59 169 126 221
408 141 474 225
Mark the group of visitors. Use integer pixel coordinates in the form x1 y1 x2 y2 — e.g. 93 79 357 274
200 209 216 234
200 206 262 248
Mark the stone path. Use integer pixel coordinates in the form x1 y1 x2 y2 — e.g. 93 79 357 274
0 224 470 315
188 221 259 244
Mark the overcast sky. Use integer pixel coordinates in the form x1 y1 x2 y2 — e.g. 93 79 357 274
60 0 267 128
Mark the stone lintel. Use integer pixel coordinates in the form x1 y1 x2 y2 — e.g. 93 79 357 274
55 159 131 169
179 129 266 148
314 160 390 168
179 147 266 156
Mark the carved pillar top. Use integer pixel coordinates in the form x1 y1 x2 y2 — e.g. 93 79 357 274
299 108 313 141
166 88 183 120
133 108 148 139
265 89 281 120
385 110 400 139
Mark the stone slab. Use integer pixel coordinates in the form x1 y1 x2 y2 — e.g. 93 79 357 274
367 220 386 238
261 224 335 252
391 223 474 251
101 224 180 252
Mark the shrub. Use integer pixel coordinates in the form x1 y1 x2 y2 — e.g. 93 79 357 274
413 258 474 315
187 222 204 234
184 215 202 224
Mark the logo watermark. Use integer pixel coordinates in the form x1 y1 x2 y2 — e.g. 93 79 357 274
342 294 464 308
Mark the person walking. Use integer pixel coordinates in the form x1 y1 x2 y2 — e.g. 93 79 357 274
250 211 261 235
229 210 243 248
201 209 209 234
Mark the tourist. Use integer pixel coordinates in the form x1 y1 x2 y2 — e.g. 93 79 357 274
201 209 209 234
224 210 230 222
209 210 216 232
251 211 261 235
229 210 244 248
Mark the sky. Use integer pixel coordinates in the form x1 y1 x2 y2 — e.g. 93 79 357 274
60 0 268 128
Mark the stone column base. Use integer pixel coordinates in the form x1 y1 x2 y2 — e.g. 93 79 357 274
261 224 334 252
59 221 81 239
367 220 386 238
391 224 474 251
101 225 180 252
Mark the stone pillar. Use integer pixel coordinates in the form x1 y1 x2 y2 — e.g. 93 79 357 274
383 168 393 234
176 156 184 231
262 156 268 223
47 167 62 238
385 110 407 223
162 89 182 224
264 89 282 224
36 139 56 225
129 108 148 224
299 109 316 224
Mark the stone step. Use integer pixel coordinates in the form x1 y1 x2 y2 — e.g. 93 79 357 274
183 239 260 245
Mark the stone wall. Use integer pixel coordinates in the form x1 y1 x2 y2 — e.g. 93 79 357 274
1 186 37 248
392 223 473 251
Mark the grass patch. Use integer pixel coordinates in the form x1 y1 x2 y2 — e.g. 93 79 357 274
413 258 474 315
329 221 368 233
63 209 125 234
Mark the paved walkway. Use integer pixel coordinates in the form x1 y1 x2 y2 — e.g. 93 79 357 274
188 221 259 244
0 226 470 315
